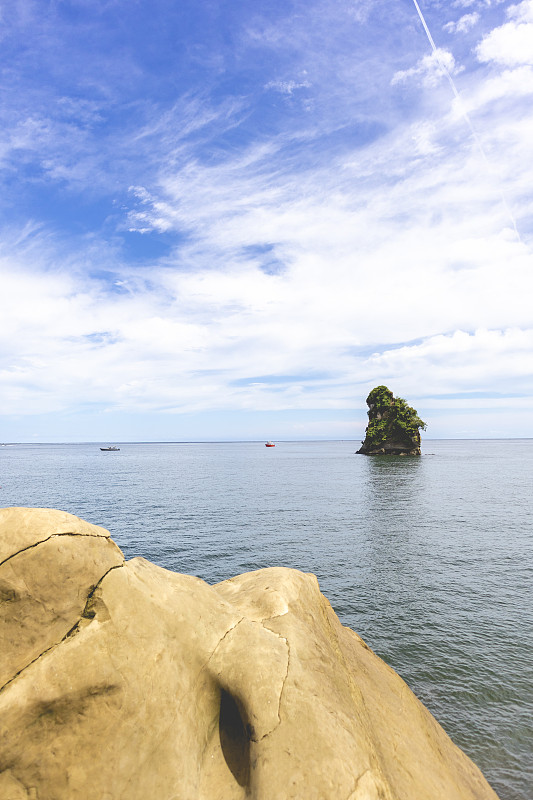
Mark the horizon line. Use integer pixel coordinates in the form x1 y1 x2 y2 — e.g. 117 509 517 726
2 437 532 445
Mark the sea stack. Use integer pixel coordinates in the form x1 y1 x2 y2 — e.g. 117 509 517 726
0 507 498 800
357 385 426 455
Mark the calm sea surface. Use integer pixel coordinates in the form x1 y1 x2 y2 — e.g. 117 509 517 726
1 439 532 799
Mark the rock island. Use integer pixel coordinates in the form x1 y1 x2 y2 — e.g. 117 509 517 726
357 385 426 455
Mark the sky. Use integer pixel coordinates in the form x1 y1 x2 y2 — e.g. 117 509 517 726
1 0 533 442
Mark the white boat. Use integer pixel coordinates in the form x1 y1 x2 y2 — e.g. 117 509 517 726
100 445 120 451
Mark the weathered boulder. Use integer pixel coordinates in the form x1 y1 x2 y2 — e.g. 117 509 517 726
357 385 426 455
0 507 123 688
0 508 498 800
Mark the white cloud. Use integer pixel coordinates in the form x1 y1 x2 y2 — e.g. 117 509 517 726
2 232 532 421
365 329 533 396
345 0 374 24
444 12 480 34
392 49 463 88
452 65 533 114
476 2 533 65
508 0 533 23
2 102 533 419
264 79 311 95
452 0 506 6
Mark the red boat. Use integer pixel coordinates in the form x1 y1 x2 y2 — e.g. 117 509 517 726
265 441 275 447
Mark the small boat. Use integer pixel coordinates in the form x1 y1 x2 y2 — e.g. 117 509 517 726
265 441 275 447
100 445 120 451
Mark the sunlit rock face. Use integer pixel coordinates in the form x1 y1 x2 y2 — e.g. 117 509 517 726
0 508 498 800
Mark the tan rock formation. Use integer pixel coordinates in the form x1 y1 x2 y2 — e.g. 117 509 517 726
0 508 498 800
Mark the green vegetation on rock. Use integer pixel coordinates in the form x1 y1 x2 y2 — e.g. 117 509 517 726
358 386 426 455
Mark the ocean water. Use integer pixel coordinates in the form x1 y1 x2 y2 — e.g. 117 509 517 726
1 438 532 800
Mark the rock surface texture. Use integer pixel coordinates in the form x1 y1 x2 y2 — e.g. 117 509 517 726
0 507 498 800
357 385 426 455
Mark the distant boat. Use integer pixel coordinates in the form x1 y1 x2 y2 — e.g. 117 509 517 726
100 446 120 451
265 441 275 447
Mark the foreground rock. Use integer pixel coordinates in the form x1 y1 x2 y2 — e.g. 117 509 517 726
357 385 426 455
0 508 498 800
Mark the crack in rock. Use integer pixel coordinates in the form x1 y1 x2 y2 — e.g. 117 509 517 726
254 621 290 741
0 561 124 695
204 617 246 668
344 767 395 800
0 532 114 569
345 769 371 800
203 616 290 745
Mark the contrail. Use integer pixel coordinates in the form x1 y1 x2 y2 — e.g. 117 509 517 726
412 0 439 57
410 0 521 242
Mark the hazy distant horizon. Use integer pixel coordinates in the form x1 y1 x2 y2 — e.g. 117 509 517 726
4 436 533 446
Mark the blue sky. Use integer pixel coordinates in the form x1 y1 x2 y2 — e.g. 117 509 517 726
1 0 533 441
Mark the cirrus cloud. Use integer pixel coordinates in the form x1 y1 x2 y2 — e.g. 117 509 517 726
391 49 463 87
